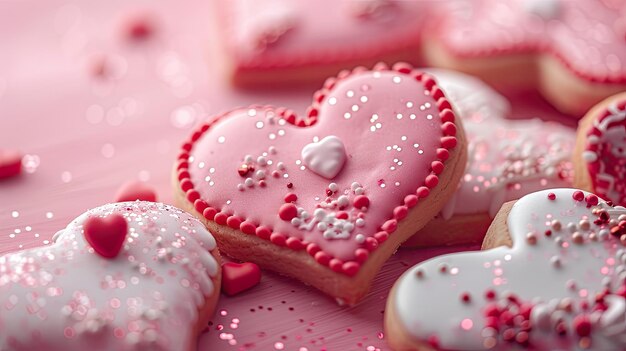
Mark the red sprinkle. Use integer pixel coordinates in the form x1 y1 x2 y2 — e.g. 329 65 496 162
485 289 497 300
547 192 556 200
278 203 298 221
353 195 370 209
573 315 592 337
284 193 298 203
287 182 293 189
585 194 599 206
460 292 471 303
573 190 585 202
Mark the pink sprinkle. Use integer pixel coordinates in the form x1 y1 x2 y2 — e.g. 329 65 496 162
461 318 473 330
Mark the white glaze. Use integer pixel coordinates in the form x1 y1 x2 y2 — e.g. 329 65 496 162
0 201 218 351
427 69 574 219
391 189 626 350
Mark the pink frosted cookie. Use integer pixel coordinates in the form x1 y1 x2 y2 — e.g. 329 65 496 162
404 69 575 247
215 0 432 87
0 201 221 351
173 63 467 304
386 188 626 350
425 0 626 115
575 92 626 206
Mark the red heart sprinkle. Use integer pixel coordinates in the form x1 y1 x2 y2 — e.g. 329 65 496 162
83 214 128 259
221 262 262 296
0 150 22 180
115 181 157 202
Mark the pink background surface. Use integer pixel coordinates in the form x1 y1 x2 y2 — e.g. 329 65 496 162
0 1 575 350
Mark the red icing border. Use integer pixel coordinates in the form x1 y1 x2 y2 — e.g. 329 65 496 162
584 98 626 204
176 62 458 276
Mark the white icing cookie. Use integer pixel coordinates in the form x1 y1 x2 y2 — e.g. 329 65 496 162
404 69 574 247
0 201 220 351
387 188 626 350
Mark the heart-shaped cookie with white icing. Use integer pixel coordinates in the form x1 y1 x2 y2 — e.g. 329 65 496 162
0 201 221 351
386 188 626 350
403 69 575 247
575 92 626 206
174 63 467 304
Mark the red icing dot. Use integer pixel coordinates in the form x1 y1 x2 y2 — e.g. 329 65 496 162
573 190 585 202
393 206 408 220
329 259 343 273
226 216 242 229
441 122 457 136
374 231 389 242
439 109 455 123
256 226 272 240
306 243 321 256
365 237 378 251
342 262 360 277
404 194 418 208
425 175 439 189
278 203 298 221
203 207 217 220
186 189 200 203
381 220 397 233
286 237 304 250
194 199 208 213
270 233 287 246
314 251 331 266
180 179 193 192
441 136 457 149
436 148 450 161
353 195 370 209
547 192 556 200
240 221 256 235
354 248 369 263
417 186 430 199
214 212 228 225
430 161 444 175
284 193 298 203
287 182 293 189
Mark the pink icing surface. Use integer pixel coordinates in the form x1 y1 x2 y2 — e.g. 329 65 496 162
219 0 429 70
434 0 626 83
186 68 453 265
0 201 218 351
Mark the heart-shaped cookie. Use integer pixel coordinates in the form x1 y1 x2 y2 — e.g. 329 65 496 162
425 0 626 115
386 188 626 350
575 92 626 206
174 63 467 304
215 0 431 87
0 202 221 351
403 69 575 247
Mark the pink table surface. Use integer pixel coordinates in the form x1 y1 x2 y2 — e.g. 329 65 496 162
0 1 576 350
